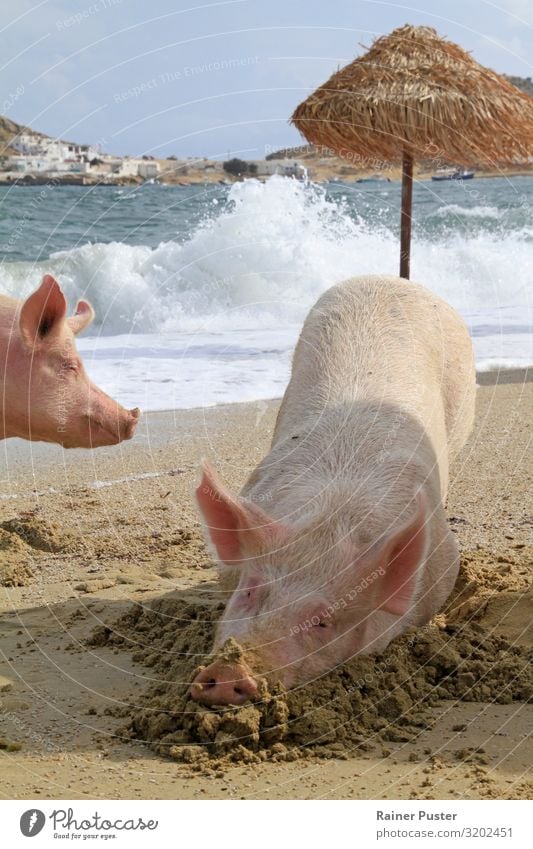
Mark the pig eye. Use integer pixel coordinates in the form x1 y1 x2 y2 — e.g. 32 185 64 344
312 617 333 630
238 581 261 609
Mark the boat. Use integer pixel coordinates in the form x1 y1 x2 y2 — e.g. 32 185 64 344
431 168 475 181
356 174 391 183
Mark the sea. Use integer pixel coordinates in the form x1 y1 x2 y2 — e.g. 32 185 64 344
0 174 531 411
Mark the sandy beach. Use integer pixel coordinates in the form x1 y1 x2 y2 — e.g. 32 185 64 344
0 369 531 800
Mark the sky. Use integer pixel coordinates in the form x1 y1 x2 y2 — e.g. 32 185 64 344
3 0 532 159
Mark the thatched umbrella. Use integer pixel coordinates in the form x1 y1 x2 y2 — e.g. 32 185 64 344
291 24 533 278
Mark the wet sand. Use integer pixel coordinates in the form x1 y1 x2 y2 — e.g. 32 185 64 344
0 369 531 800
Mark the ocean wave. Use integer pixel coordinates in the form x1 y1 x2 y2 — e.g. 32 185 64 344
431 203 505 220
0 176 531 337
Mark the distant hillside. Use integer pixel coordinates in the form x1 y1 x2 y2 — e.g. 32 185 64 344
265 145 315 161
0 116 25 154
0 115 45 156
504 75 533 97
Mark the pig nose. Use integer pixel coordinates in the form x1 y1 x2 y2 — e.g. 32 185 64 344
189 661 258 706
123 407 140 440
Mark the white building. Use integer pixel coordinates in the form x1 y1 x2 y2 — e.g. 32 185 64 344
6 156 50 173
11 132 98 168
252 159 307 179
53 160 90 174
108 158 138 177
6 132 161 181
6 155 90 174
105 158 161 179
11 132 48 156
137 161 160 179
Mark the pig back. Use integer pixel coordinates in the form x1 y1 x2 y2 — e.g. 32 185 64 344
273 275 475 480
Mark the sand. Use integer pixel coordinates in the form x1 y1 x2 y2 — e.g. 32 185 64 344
0 369 531 800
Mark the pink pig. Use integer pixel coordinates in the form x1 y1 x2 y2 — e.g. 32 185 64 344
191 275 476 705
0 274 140 448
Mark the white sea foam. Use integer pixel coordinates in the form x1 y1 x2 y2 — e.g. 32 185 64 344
0 176 531 409
91 471 168 489
432 204 502 220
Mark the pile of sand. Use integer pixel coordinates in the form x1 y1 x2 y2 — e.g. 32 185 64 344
0 497 209 587
0 513 76 587
91 545 532 772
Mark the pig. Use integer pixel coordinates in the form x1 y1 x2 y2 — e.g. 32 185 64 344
0 274 140 448
190 275 476 706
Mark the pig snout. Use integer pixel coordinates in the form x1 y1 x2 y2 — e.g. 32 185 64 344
81 400 140 448
189 661 258 706
122 406 140 441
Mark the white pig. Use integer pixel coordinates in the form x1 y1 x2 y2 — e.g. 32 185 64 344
191 275 475 705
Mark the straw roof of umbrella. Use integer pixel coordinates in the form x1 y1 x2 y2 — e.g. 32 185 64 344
291 24 533 167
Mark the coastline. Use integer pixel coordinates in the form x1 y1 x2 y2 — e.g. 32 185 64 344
1 166 531 188
1 367 530 478
476 367 531 385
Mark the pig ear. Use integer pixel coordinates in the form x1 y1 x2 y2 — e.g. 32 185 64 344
67 300 95 335
372 491 429 616
19 275 67 348
195 462 283 564
349 491 429 617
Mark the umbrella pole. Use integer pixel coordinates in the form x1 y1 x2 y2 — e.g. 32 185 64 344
400 151 413 279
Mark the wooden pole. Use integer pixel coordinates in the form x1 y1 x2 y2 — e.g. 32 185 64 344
400 151 413 279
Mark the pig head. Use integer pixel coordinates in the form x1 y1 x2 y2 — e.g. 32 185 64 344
0 275 139 447
190 461 430 705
